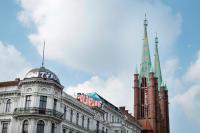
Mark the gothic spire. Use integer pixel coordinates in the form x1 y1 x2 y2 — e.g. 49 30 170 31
154 34 162 90
140 14 152 78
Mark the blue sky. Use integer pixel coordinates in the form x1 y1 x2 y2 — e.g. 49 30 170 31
0 0 200 132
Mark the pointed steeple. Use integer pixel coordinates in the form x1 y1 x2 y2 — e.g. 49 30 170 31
140 14 152 78
154 33 162 90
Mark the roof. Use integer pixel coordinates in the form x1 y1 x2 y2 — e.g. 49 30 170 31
0 80 20 88
142 119 153 131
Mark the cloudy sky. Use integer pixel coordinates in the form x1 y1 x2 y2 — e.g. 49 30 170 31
0 0 199 132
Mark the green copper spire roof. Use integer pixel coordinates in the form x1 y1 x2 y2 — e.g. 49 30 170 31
154 34 162 90
140 14 152 78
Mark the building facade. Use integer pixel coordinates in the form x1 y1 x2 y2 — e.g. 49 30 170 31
0 67 142 133
133 17 170 133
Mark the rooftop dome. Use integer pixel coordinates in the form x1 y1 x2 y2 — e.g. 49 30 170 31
24 67 60 84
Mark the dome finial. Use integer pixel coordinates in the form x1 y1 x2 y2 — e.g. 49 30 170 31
42 40 45 67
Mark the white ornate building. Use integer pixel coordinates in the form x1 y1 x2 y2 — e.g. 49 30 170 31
0 67 142 133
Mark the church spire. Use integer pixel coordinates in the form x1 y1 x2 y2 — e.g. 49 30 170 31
154 33 162 90
140 14 152 78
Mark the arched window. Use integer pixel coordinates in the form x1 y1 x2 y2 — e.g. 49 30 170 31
5 99 11 112
22 120 29 133
36 120 45 133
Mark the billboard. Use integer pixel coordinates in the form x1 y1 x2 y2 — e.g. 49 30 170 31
77 92 103 108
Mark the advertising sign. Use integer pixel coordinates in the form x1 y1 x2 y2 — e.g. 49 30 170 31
77 92 103 108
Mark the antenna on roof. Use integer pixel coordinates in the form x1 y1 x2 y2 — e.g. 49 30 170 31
42 40 45 67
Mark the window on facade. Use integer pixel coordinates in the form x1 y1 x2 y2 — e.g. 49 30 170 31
82 115 84 128
25 95 31 109
76 112 79 125
102 127 104 133
64 106 67 120
87 118 90 130
51 123 55 133
36 120 45 133
69 130 73 133
2 123 8 133
106 113 108 121
142 77 147 87
112 115 114 122
70 109 73 122
39 96 47 114
53 99 57 110
96 121 99 133
22 120 28 133
5 99 11 112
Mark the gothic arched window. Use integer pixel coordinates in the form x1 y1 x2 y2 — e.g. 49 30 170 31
22 120 28 133
36 120 45 133
5 99 11 112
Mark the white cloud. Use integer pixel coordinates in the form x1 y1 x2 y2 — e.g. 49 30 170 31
17 0 182 74
171 50 200 125
173 84 200 122
0 41 31 81
66 73 134 113
185 51 200 82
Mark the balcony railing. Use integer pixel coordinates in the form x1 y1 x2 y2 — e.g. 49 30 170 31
13 107 63 120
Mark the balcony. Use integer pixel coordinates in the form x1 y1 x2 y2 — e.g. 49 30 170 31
13 107 63 121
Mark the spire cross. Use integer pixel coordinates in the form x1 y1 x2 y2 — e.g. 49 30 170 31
42 41 45 67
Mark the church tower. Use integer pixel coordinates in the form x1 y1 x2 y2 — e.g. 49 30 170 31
133 16 170 133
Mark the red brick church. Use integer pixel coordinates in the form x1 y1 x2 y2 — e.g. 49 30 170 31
133 16 170 133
